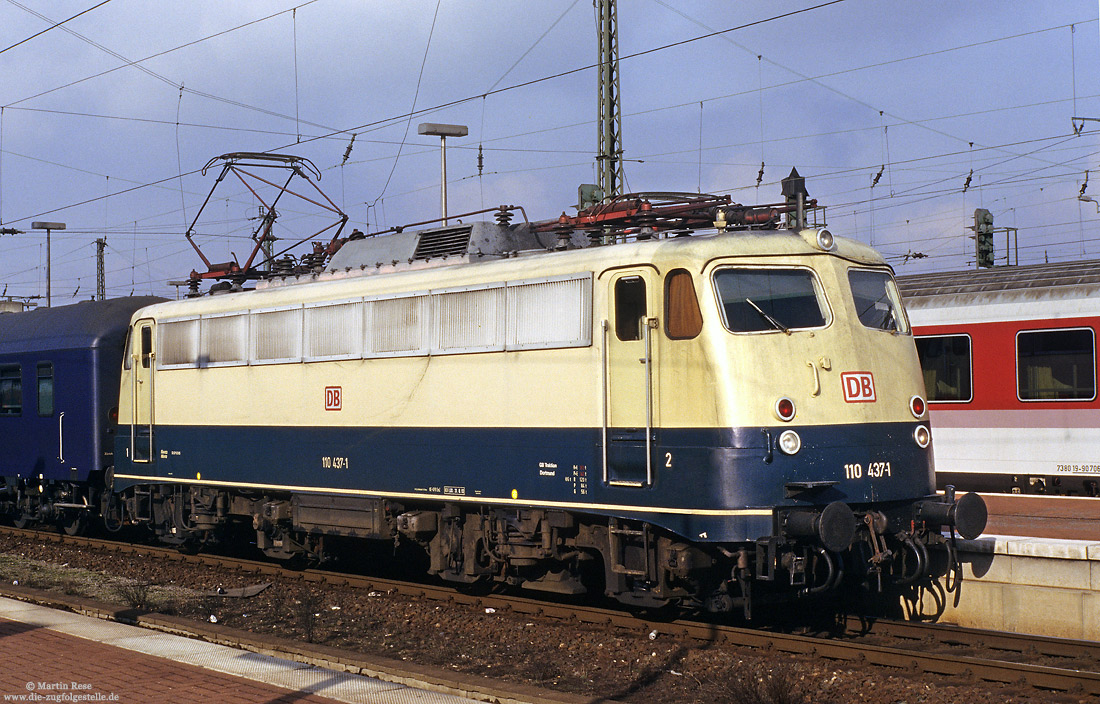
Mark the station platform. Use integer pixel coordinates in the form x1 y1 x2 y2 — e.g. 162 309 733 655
0 597 480 704
913 533 1100 640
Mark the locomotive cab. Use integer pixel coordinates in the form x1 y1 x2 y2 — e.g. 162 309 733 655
595 226 985 611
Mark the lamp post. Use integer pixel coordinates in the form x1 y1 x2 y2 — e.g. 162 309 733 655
31 221 65 307
417 123 468 226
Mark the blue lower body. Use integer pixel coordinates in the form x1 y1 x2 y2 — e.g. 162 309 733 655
114 421 934 543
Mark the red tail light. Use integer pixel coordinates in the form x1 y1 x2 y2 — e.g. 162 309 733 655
775 397 796 421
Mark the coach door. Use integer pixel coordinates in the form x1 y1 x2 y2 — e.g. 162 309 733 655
604 271 659 486
131 319 156 463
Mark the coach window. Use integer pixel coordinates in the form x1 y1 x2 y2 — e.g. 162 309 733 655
914 335 972 402
0 366 20 416
1017 328 1096 401
665 269 702 339
615 276 647 341
36 363 53 417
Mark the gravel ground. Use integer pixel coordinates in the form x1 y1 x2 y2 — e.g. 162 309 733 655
0 533 1090 704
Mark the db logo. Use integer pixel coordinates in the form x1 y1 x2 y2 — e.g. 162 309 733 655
841 372 876 403
325 386 342 411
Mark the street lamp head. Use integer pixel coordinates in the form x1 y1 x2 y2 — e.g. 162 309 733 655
31 221 65 230
417 123 468 138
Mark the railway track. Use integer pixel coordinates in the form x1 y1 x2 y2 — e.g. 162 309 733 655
5 525 1100 696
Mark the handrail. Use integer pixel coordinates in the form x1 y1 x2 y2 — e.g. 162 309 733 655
601 320 609 485
57 412 65 463
643 318 656 486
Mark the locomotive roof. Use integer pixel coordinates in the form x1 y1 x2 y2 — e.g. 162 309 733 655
139 224 887 320
0 296 165 354
896 259 1100 299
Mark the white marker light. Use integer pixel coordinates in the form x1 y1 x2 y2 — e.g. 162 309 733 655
778 429 802 455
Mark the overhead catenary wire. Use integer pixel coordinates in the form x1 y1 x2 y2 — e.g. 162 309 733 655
2 0 336 134
3 0 879 236
0 0 113 56
2 2 1098 293
368 0 443 209
8 2 1085 225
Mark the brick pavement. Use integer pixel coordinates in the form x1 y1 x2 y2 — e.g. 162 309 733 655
0 617 351 703
0 599 481 704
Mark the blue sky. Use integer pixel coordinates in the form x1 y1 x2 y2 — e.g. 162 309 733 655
0 0 1097 300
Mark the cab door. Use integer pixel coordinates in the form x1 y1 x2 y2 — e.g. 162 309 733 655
130 319 156 463
604 271 658 486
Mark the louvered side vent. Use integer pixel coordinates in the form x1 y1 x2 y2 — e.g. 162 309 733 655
433 286 506 354
305 300 363 361
366 295 430 356
412 227 472 260
201 313 247 366
158 318 199 368
507 275 592 350
250 307 303 364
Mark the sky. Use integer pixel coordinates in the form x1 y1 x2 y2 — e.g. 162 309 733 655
0 0 1098 302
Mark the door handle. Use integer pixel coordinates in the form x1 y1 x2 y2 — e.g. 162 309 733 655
57 411 65 463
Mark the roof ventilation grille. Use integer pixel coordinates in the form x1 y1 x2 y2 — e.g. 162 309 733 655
413 226 472 260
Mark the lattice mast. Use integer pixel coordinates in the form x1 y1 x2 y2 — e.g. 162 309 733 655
596 0 623 200
95 237 106 301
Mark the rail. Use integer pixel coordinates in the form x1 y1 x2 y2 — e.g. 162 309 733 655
4 525 1100 695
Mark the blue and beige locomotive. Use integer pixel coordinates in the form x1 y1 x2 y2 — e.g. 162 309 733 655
43 186 988 614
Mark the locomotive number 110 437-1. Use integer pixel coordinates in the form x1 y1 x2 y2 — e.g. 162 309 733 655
843 462 891 480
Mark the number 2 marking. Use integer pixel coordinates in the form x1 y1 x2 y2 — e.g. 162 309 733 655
665 452 673 468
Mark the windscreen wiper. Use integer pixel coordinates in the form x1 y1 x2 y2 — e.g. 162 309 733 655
745 298 791 335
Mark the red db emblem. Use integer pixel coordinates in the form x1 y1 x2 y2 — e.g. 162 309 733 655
325 386 342 411
841 372 876 403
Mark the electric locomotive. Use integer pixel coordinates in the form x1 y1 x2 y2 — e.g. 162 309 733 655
105 184 985 615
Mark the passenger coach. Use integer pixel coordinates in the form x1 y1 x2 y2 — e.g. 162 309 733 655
900 260 1100 495
0 297 163 532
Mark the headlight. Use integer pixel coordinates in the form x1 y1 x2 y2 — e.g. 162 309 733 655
913 424 931 449
816 229 835 251
778 429 802 455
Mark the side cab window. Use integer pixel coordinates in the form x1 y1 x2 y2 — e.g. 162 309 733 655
614 276 647 341
140 325 153 369
665 269 702 339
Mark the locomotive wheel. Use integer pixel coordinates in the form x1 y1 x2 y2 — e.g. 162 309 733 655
12 514 34 530
454 575 495 596
175 538 202 555
61 512 88 537
284 551 322 570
